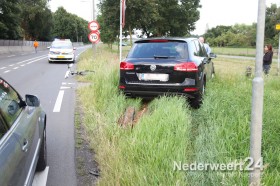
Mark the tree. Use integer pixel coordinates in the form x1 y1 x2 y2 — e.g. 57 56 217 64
98 0 201 44
98 0 120 48
154 0 201 36
0 0 22 39
19 0 53 40
265 4 280 46
52 7 89 42
127 0 201 37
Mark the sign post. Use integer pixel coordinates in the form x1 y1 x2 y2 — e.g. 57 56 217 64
276 24 280 75
88 20 100 56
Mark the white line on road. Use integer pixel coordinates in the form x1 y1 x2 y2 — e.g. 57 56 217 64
4 70 10 73
13 67 19 70
16 55 47 65
32 166 49 186
62 82 75 85
0 67 6 70
60 86 71 90
7 55 16 57
53 90 65 113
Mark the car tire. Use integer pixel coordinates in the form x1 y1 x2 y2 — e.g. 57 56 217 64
189 80 205 109
36 128 47 171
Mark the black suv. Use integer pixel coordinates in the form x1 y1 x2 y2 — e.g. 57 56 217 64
119 38 216 108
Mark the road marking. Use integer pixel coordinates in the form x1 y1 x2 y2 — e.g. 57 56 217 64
4 70 10 73
61 86 71 90
9 64 14 67
16 55 47 65
32 166 49 186
53 90 65 112
7 55 15 57
62 82 75 85
13 67 19 70
0 67 6 70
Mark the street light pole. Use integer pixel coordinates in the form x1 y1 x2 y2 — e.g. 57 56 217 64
249 0 266 185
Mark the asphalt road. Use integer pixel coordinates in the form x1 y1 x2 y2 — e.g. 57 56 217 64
0 46 90 186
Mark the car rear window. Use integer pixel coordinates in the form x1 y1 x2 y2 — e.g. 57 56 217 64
127 42 188 59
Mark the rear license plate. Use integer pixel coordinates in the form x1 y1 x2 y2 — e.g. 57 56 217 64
138 73 169 82
58 56 65 58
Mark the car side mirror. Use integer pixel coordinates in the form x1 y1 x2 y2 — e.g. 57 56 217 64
25 95 40 107
209 53 217 59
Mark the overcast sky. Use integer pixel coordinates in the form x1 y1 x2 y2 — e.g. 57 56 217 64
48 0 280 35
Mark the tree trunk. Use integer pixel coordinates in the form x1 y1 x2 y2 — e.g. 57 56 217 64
129 25 132 46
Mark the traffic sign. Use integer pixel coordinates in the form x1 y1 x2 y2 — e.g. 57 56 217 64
88 21 100 31
88 31 100 44
276 24 280 30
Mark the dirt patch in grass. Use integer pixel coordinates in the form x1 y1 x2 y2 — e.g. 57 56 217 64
118 100 150 128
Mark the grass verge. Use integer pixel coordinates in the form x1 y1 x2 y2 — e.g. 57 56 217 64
76 44 280 185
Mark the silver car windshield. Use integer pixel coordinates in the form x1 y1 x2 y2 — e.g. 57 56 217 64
51 42 73 49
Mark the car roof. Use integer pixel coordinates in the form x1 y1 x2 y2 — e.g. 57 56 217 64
134 37 197 43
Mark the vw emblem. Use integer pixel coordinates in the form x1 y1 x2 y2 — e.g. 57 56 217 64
150 65 156 71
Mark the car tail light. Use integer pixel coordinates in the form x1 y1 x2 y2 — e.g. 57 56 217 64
183 87 198 92
120 61 134 70
174 62 198 72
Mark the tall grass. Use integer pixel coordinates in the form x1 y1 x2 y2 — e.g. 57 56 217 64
77 44 280 185
188 70 280 185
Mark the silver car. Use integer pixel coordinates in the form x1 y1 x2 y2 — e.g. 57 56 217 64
0 77 47 186
48 39 76 63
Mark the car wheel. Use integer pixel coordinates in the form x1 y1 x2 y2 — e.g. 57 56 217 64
36 128 47 171
189 80 205 109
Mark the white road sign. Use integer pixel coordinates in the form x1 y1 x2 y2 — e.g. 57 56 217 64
88 31 100 44
88 21 100 31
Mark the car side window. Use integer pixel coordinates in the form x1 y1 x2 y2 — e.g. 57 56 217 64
199 42 208 57
193 40 201 56
0 79 22 128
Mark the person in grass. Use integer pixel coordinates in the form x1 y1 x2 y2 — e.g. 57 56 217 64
263 44 273 75
199 36 211 56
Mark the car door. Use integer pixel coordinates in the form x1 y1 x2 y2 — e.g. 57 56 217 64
0 79 39 186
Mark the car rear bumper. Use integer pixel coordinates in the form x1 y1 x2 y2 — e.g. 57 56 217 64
119 84 199 98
